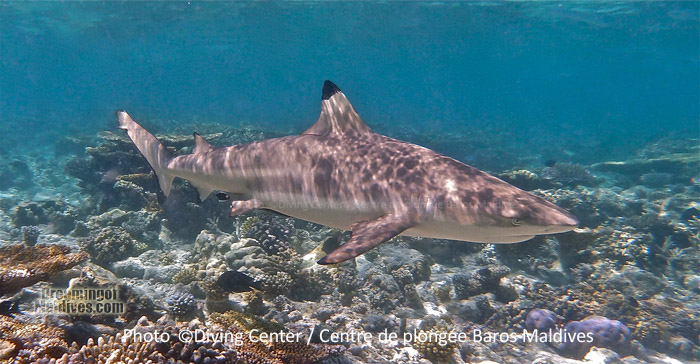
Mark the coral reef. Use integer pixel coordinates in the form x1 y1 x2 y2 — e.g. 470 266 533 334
239 216 262 236
79 226 141 268
2 312 343 364
10 201 49 227
208 312 344 364
485 274 700 360
2 124 698 364
360 268 403 314
391 266 423 308
242 215 292 255
0 315 68 363
0 244 88 295
209 311 284 334
452 265 511 299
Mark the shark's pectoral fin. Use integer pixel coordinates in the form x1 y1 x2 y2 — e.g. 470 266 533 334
317 212 418 265
230 199 261 217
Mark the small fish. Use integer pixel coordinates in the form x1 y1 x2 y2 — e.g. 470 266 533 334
545 159 557 167
216 270 262 292
0 298 21 317
216 192 230 201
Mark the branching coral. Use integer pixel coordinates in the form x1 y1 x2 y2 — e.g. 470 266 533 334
0 244 88 295
209 311 285 334
242 215 292 255
0 315 68 363
209 311 343 364
2 313 344 364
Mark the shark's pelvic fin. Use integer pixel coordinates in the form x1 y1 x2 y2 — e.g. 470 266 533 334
302 80 373 137
230 199 261 216
117 111 174 196
317 211 418 264
193 133 212 154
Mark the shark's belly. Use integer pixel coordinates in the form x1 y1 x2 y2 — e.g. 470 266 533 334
404 220 535 244
270 205 535 244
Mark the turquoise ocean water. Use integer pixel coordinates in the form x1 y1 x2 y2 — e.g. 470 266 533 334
1 1 697 164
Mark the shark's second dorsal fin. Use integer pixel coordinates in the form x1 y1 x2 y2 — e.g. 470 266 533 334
193 133 212 154
302 80 373 137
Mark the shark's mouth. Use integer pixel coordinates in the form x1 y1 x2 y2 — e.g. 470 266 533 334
542 225 578 234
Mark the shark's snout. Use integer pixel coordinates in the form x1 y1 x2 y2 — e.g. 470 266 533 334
497 192 578 236
538 205 578 234
549 204 579 227
561 211 579 227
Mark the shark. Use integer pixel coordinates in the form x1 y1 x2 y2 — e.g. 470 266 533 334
117 80 578 264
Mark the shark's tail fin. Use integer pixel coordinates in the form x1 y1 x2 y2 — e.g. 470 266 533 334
117 111 174 196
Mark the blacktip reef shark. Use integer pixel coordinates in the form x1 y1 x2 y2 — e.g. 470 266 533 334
117 81 578 264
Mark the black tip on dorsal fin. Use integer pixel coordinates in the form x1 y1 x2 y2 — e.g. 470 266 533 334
322 80 341 100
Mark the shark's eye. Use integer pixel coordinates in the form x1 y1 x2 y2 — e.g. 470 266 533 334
511 218 523 226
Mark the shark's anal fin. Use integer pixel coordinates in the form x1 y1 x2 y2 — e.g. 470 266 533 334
230 199 261 217
317 212 418 265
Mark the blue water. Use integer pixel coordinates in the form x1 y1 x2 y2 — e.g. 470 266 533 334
1 1 698 164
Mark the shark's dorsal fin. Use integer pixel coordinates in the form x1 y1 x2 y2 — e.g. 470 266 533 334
302 80 373 137
193 133 212 154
